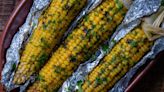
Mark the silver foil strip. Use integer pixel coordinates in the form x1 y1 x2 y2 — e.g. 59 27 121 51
1 0 103 91
59 0 161 92
123 0 161 24
1 0 51 91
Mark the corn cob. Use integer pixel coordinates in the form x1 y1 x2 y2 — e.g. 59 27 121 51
27 0 127 91
81 27 153 92
13 0 87 84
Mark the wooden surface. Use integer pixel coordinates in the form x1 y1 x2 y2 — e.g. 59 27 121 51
0 0 16 32
132 56 164 92
0 0 164 92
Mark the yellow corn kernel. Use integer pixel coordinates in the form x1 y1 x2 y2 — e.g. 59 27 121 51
13 0 87 84
27 0 127 91
82 27 153 92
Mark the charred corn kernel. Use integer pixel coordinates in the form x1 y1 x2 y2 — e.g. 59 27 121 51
13 0 87 84
27 0 127 91
82 27 153 92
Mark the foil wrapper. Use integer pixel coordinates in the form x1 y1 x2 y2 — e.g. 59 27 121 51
1 0 51 91
59 0 161 92
1 0 102 91
123 0 161 24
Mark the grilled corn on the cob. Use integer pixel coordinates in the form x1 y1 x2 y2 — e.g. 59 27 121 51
13 0 87 84
81 27 153 92
27 0 128 91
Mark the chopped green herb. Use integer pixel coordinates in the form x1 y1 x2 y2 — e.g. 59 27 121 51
70 55 76 62
96 35 100 40
82 46 88 53
90 42 94 47
114 0 123 12
111 39 116 44
114 0 118 3
99 60 105 65
107 16 113 22
84 54 91 61
68 34 73 39
30 55 36 61
132 30 138 35
77 80 83 86
105 12 109 17
80 35 85 40
32 22 36 27
36 75 45 81
58 19 62 23
121 12 126 16
95 77 103 86
84 16 89 22
121 56 129 61
127 39 138 47
86 79 91 86
41 38 50 49
162 0 164 6
63 4 71 10
65 86 72 92
12 63 16 71
47 20 51 24
102 77 108 82
54 66 65 74
83 44 87 49
92 31 97 37
43 23 48 30
53 20 56 24
100 68 105 75
105 63 109 67
86 30 92 39
102 44 109 52
92 25 96 29
116 0 123 10
38 53 49 67
111 56 116 63
90 55 96 61
130 41 138 47
77 80 83 92
100 26 104 31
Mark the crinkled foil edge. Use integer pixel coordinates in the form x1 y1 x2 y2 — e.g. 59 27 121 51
1 0 51 91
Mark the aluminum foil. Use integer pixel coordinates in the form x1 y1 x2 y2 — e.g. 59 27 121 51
1 0 51 91
59 0 161 92
1 0 102 91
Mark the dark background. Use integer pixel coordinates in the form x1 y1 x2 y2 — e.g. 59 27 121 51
0 0 164 91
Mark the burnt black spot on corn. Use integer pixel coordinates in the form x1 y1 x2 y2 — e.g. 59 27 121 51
13 0 87 84
81 27 153 92
27 0 128 91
